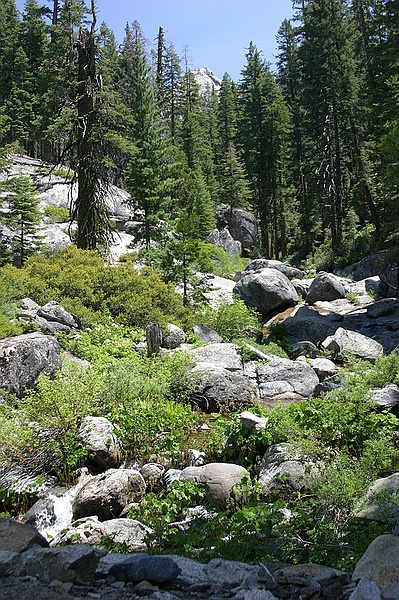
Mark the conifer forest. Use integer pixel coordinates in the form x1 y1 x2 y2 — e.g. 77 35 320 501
0 0 398 267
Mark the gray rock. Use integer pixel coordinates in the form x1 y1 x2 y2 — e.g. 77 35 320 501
259 443 318 496
50 516 105 547
0 332 62 397
193 324 223 344
369 384 399 411
180 463 250 506
292 277 313 298
306 272 346 304
101 518 152 551
37 301 78 329
162 324 186 349
0 550 20 577
257 356 319 399
352 534 399 595
283 305 340 346
139 463 165 490
245 259 304 280
206 227 242 255
234 268 298 317
291 341 320 359
217 206 258 251
309 357 339 381
78 416 121 469
239 411 269 434
203 557 259 586
109 553 181 583
314 374 343 397
341 251 388 281
189 365 258 413
72 468 146 521
322 327 384 361
379 262 399 298
0 518 49 553
20 544 103 584
188 343 243 371
349 578 382 600
355 473 399 522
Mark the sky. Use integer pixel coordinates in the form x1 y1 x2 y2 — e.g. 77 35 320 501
16 0 295 82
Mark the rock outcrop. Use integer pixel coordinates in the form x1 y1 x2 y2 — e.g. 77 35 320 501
0 332 62 397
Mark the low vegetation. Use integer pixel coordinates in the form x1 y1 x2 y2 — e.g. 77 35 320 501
0 248 398 571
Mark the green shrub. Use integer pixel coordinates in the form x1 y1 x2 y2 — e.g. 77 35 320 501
2 246 194 329
208 245 250 279
6 362 108 481
101 353 200 461
196 298 260 341
43 205 70 223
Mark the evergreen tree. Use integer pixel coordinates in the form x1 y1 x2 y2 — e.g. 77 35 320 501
122 22 175 249
0 174 43 266
238 42 291 256
219 142 252 212
0 0 20 107
293 0 380 256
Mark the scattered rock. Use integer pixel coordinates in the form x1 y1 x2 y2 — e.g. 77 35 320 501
78 416 122 469
352 534 399 595
0 332 62 397
322 327 384 361
305 272 347 304
109 553 181 584
162 324 186 349
234 268 298 317
180 463 250 506
72 469 146 521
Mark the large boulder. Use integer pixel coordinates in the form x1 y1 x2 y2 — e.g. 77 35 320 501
245 258 304 280
161 323 186 349
0 332 62 397
257 356 319 400
52 516 151 552
379 261 399 298
341 250 388 281
258 443 318 496
20 544 103 585
0 518 48 553
322 327 384 362
188 343 243 371
234 268 298 317
283 305 340 346
189 365 258 413
72 468 146 521
355 473 399 522
217 206 257 252
19 299 79 335
78 416 122 469
180 463 250 506
352 534 399 596
206 227 242 255
305 272 346 304
369 384 399 413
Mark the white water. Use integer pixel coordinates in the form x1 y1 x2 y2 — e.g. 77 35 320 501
35 475 89 541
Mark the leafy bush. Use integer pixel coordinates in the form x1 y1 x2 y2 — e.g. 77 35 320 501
43 205 70 223
196 298 260 341
101 352 200 461
0 361 107 481
0 246 194 329
208 245 250 279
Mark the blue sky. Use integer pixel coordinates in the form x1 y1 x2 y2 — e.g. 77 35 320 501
17 0 294 81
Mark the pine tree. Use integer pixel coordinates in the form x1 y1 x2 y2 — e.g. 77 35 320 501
0 0 20 107
238 42 291 256
122 22 175 249
0 174 43 266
